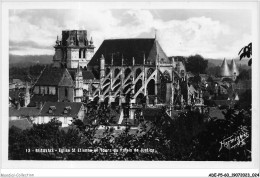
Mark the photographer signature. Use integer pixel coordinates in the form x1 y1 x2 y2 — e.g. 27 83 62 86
219 126 249 151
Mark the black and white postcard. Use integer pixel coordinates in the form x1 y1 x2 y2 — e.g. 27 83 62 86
1 1 259 177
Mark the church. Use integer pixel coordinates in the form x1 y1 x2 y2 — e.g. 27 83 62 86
26 29 203 120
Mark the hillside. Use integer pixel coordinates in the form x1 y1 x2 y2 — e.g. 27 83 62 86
9 55 53 68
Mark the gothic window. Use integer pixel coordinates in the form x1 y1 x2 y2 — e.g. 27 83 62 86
114 68 120 77
124 68 131 79
147 68 154 79
147 79 155 95
135 68 142 78
135 79 142 93
65 88 68 97
79 49 82 58
106 68 110 76
83 49 86 58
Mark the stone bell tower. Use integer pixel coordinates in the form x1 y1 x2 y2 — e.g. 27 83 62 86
53 30 95 69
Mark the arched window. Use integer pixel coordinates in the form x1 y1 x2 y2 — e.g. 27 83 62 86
114 68 120 77
79 49 81 58
147 68 154 79
147 79 155 95
135 79 142 93
124 68 131 79
83 49 86 58
106 68 110 76
135 68 142 78
65 88 68 97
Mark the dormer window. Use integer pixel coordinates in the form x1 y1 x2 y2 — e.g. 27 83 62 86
64 106 71 114
49 106 56 114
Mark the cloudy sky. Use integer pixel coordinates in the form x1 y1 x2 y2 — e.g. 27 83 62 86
9 9 252 59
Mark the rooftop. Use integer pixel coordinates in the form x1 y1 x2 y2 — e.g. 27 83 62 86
88 38 169 68
40 102 84 117
9 107 40 117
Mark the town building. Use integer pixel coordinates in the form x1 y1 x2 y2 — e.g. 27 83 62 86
219 58 239 81
36 102 85 127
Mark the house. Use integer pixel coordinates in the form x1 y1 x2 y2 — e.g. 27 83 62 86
37 102 85 127
9 103 40 121
29 67 75 106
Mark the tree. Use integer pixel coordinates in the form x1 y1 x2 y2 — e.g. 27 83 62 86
186 55 208 74
239 43 252 66
9 104 251 161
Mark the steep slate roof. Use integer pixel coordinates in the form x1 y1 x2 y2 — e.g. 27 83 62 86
35 67 66 86
40 102 84 117
88 38 169 68
68 69 95 80
9 119 33 130
9 107 40 117
28 95 58 107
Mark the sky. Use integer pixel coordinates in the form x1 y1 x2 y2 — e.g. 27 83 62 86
9 9 252 59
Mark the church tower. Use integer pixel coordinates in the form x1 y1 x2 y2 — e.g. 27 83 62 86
74 63 84 102
53 30 95 69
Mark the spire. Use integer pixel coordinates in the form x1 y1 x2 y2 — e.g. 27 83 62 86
219 58 231 77
55 35 60 46
230 59 239 76
90 37 93 45
88 36 95 48
132 57 135 66
85 33 88 46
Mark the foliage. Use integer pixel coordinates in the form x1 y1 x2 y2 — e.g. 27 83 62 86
9 64 46 83
9 102 251 161
185 54 208 74
235 69 251 82
239 43 252 66
206 66 221 76
9 118 81 160
235 89 251 111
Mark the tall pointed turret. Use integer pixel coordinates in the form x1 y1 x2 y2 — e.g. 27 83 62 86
219 58 231 77
230 59 239 76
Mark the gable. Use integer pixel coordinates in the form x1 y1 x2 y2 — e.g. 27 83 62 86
59 69 74 87
147 40 170 64
35 67 66 86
